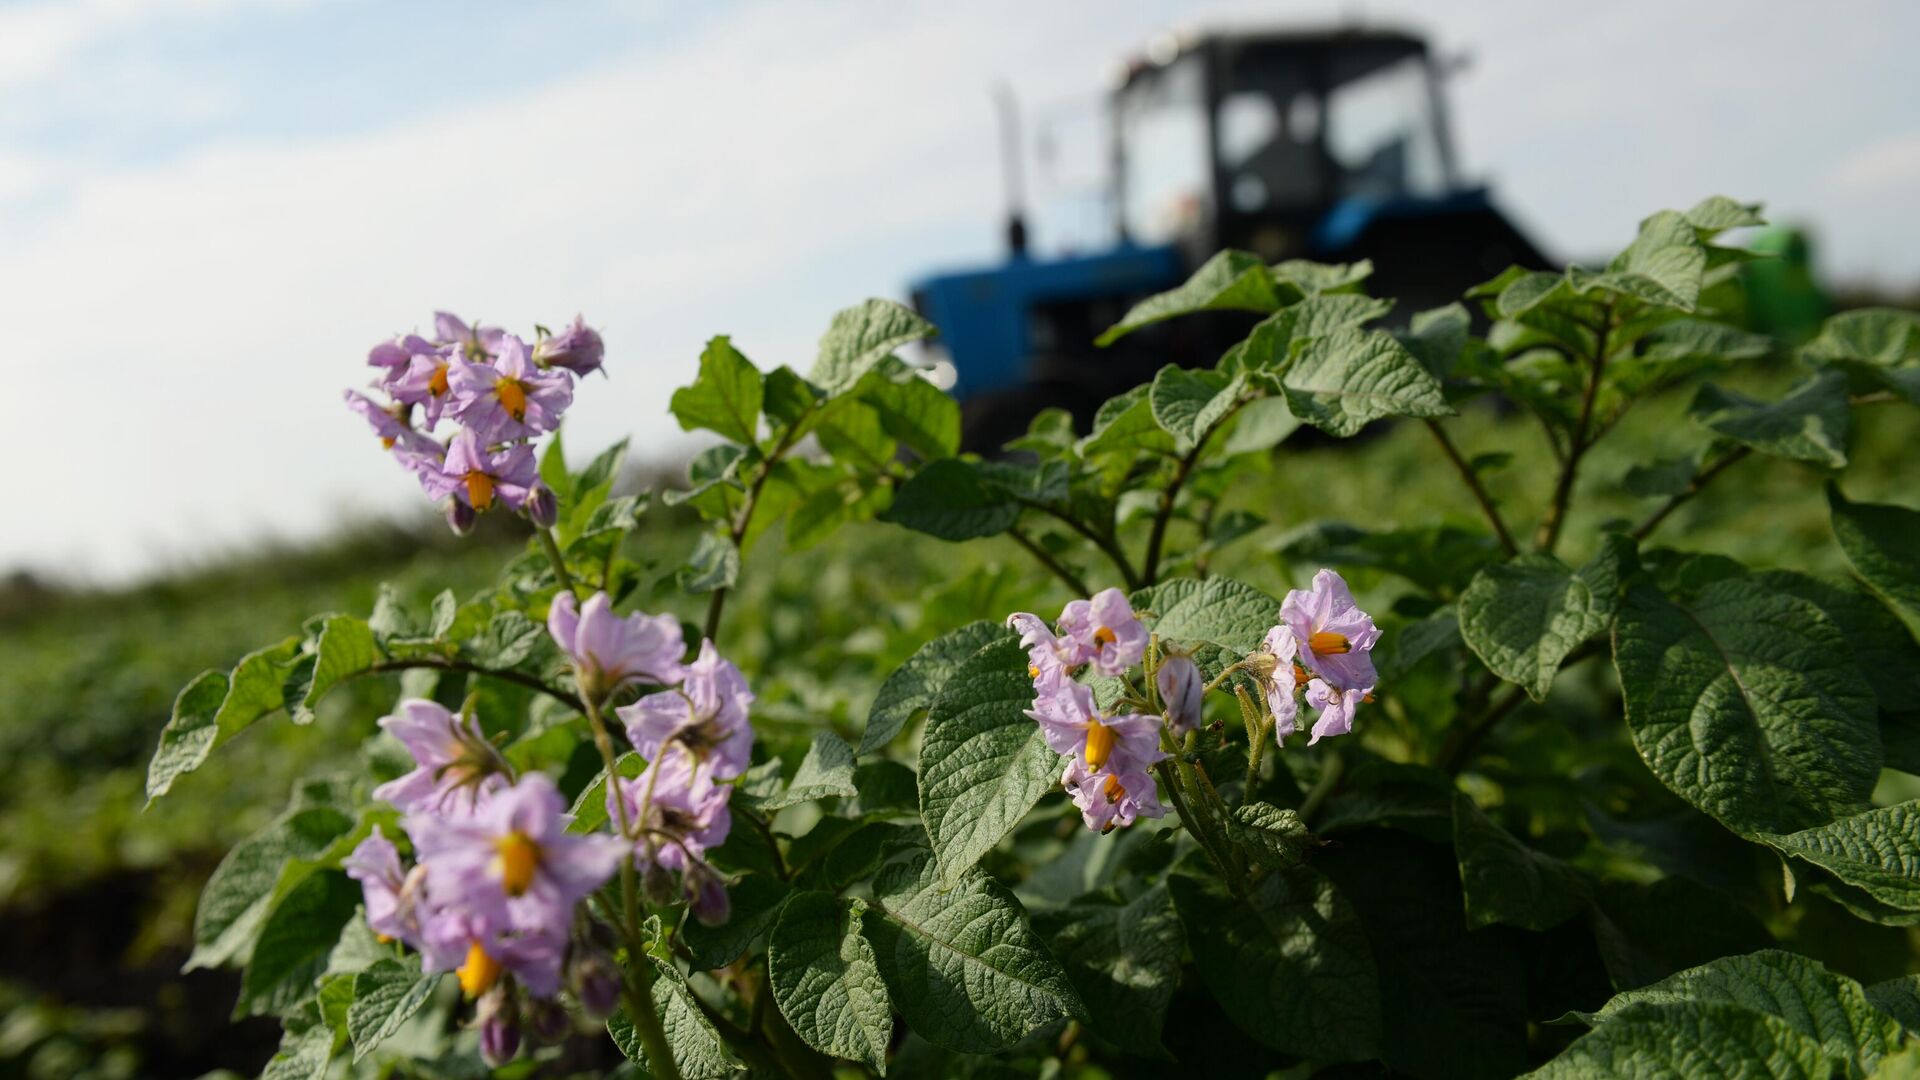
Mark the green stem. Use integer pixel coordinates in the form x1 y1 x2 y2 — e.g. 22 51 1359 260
703 420 810 643
358 660 582 713
1019 498 1140 591
1424 419 1518 556
1008 527 1092 596
1239 686 1268 792
1297 751 1344 826
1535 300 1615 554
622 963 682 1080
536 526 577 596
1631 445 1750 541
1142 400 1243 587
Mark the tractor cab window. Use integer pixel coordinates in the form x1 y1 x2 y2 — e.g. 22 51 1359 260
1117 54 1209 245
1214 60 1321 214
1324 51 1448 199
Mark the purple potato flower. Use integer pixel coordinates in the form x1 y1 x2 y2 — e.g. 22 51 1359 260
386 349 458 426
617 640 753 778
1156 652 1204 737
406 774 624 997
423 429 538 513
548 591 686 699
533 315 605 376
1279 569 1380 692
1305 679 1365 745
372 699 507 814
606 746 734 873
436 311 507 359
1061 757 1165 833
1057 587 1148 677
1259 624 1302 740
367 333 437 383
1027 680 1166 773
1006 611 1076 693
343 826 423 947
447 334 574 441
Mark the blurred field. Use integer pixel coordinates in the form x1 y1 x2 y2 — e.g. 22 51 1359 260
2 372 1914 1076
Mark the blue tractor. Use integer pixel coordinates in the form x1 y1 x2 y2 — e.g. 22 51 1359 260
910 26 1548 448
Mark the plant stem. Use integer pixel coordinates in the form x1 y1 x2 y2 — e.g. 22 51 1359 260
1021 498 1139 591
535 526 577 596
1630 446 1751 541
1424 419 1519 556
1296 752 1344 826
1535 300 1615 554
1142 401 1242 587
704 420 810 644
1155 757 1231 877
1438 687 1525 777
359 660 583 713
622 963 682 1080
1008 527 1092 596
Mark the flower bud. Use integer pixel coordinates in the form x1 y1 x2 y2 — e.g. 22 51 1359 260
1242 649 1278 681
533 315 605 376
1156 653 1204 737
525 483 558 529
525 997 571 1044
567 948 621 1020
445 499 477 536
685 862 731 927
476 988 520 1066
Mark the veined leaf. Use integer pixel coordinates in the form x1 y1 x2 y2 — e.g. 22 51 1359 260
347 958 438 1062
1612 576 1880 836
879 458 1021 541
1281 328 1452 437
1829 485 1920 627
918 638 1060 883
769 891 893 1072
1452 793 1590 931
670 335 763 444
863 846 1083 1053
1532 1001 1834 1078
1097 250 1282 345
1459 534 1634 701
1032 885 1183 1059
147 635 303 802
861 620 1007 754
608 960 742 1078
1690 369 1851 468
763 732 859 810
1129 575 1278 655
1760 803 1920 924
810 299 935 395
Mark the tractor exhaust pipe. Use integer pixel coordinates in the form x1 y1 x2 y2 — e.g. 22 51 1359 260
994 82 1029 257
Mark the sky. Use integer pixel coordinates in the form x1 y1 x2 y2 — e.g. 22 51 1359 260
7 0 1918 582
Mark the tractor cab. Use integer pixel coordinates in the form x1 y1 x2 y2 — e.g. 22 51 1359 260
912 26 1547 445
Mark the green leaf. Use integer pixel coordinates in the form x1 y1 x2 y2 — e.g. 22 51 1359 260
1226 802 1319 871
918 638 1061 884
1451 793 1590 931
861 620 1006 754
1278 521 1501 595
862 846 1083 1053
609 960 743 1078
260 1004 336 1080
1690 369 1851 468
1398 303 1471 378
1077 386 1177 470
670 335 764 444
188 805 355 971
811 299 936 395
1755 569 1920 715
1802 308 1920 367
878 458 1020 541
237 869 360 1017
1281 328 1452 437
1829 486 1920 627
1623 453 1701 497
1533 1000 1834 1078
1866 975 1920 1033
1685 195 1765 235
1584 950 1905 1075
763 732 860 810
574 437 631 504
678 531 741 594
471 610 544 668
146 635 302 802
347 959 438 1062
1589 876 1775 991
1147 365 1241 450
1031 885 1183 1059
1586 209 1708 311
1760 803 1920 923
1168 860 1380 1061
1459 534 1633 701
813 398 897 473
858 367 960 460
769 891 893 1072
538 429 572 499
1096 250 1282 345
1217 394 1300 455
293 615 378 723
763 365 825 432
1273 257 1373 297
683 873 791 970
1129 575 1279 655
1612 576 1881 836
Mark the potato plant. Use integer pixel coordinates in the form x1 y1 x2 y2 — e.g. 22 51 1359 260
147 197 1920 1078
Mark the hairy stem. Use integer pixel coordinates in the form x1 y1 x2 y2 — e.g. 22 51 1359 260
1535 300 1615 554
704 420 810 643
1021 498 1139 591
1143 401 1243 587
1008 527 1092 596
1424 419 1519 556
